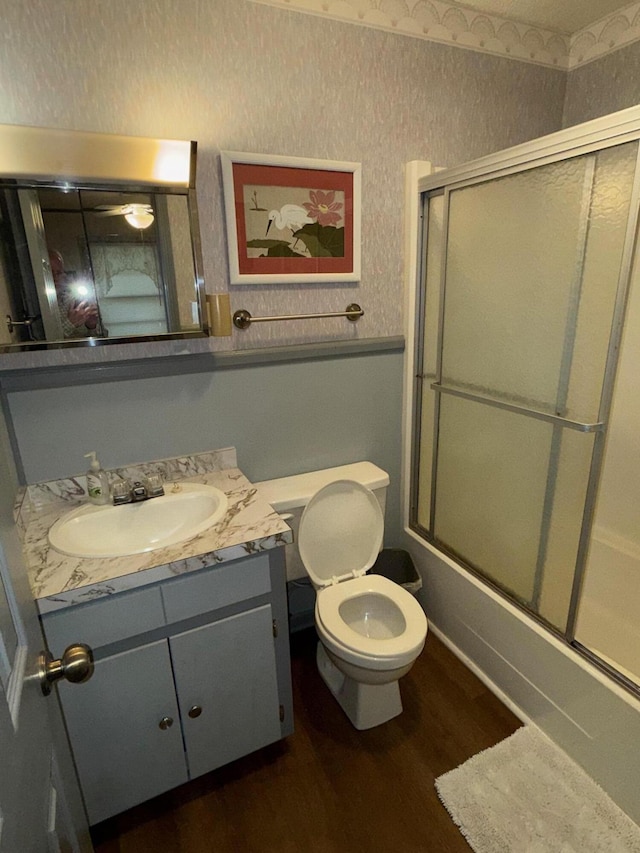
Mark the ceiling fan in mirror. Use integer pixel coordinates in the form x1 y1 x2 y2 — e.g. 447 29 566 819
93 202 155 229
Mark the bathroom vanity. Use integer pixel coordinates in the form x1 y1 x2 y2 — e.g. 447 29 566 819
19 449 293 825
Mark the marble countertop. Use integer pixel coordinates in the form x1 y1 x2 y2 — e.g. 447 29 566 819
22 464 292 615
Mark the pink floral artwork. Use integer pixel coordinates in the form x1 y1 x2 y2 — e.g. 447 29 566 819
223 153 360 282
303 190 343 227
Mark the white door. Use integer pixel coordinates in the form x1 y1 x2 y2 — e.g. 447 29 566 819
0 409 91 852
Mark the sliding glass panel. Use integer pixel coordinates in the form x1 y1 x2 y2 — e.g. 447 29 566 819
564 142 638 422
536 427 595 631
412 122 640 693
574 240 640 687
433 394 595 618
442 157 590 410
433 394 552 604
439 142 638 421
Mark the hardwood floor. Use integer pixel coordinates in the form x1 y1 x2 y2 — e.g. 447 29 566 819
91 628 521 852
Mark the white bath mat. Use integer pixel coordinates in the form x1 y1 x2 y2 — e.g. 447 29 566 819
435 726 640 853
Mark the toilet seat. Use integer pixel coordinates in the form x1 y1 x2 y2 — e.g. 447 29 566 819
316 574 428 669
299 479 428 673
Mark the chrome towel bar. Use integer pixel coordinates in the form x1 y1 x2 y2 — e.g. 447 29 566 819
233 303 363 329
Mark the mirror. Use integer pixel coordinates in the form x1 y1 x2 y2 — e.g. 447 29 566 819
0 124 208 351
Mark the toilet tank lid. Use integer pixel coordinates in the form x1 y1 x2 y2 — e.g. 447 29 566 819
255 462 389 512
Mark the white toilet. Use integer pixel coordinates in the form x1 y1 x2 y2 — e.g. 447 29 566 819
257 464 428 730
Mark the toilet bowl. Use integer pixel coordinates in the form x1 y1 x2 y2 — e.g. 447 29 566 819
298 479 428 730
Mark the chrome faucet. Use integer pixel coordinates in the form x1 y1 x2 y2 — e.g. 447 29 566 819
111 476 165 505
131 481 148 502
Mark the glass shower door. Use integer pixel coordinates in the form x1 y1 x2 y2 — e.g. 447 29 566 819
414 141 638 632
574 235 640 687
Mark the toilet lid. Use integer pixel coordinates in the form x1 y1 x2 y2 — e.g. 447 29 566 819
298 479 383 588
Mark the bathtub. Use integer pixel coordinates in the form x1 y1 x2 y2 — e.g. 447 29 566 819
575 526 640 686
402 526 640 823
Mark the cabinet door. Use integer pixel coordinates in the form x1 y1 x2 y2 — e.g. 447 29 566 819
58 640 188 824
170 604 282 779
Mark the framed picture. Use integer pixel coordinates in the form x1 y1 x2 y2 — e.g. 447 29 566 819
220 151 361 284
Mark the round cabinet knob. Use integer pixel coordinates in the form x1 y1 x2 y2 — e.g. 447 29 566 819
188 705 202 719
158 716 174 730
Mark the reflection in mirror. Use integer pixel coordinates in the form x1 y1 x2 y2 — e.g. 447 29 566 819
0 125 208 351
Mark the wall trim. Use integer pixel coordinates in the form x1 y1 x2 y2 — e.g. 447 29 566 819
570 2 640 69
249 0 640 70
0 337 405 392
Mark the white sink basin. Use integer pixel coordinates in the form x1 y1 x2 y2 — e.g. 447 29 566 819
48 483 229 558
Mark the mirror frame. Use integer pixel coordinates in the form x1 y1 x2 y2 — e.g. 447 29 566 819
0 124 209 352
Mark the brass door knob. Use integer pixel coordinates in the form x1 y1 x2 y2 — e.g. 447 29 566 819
188 705 202 719
158 716 174 730
39 643 95 696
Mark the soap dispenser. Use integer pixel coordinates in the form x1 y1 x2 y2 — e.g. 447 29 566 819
84 452 110 505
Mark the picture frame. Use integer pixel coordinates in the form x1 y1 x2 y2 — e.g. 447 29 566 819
220 151 361 284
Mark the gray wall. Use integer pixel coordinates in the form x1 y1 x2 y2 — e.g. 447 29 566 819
7 349 406 540
563 41 640 128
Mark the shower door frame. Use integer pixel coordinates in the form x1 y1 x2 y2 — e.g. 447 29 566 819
407 105 640 693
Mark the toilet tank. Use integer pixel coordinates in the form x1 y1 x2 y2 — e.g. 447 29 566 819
255 462 389 582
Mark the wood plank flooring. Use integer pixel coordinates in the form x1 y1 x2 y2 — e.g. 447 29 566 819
91 628 521 852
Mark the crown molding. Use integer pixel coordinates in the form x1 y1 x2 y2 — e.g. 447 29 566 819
249 0 640 70
570 2 640 68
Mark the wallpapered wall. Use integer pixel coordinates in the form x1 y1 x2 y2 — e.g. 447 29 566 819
563 40 640 128
0 0 567 367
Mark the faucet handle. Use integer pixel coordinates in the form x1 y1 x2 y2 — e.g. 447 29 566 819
145 474 165 498
111 479 132 505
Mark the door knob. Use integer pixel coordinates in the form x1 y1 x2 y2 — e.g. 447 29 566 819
39 643 95 696
158 716 174 730
188 705 202 718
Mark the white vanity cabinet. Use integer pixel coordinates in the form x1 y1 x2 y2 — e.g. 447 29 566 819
40 550 292 825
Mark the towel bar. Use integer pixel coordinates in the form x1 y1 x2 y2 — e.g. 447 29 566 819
233 303 363 329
